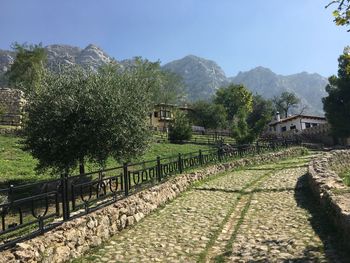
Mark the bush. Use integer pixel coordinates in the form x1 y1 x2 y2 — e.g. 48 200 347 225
168 110 192 143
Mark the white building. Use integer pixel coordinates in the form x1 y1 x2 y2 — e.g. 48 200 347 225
268 112 327 136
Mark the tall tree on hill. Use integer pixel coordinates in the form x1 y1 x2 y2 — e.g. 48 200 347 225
323 47 350 140
326 0 350 31
273 91 300 118
6 43 47 98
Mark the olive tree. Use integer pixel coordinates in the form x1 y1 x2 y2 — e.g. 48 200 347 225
22 61 157 174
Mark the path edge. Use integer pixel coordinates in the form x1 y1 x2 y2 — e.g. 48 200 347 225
1 147 306 263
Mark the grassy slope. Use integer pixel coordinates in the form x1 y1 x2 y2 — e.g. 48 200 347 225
0 135 213 185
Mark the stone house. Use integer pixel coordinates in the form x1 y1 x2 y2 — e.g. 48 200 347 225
149 103 192 131
268 112 327 136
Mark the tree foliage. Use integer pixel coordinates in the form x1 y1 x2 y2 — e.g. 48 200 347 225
168 110 192 143
154 70 186 105
272 91 300 118
326 0 350 30
6 43 47 97
214 84 253 120
190 101 227 130
22 61 156 174
247 95 274 138
231 110 252 144
323 47 350 138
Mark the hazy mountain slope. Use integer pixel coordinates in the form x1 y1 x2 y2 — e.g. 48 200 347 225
162 55 228 101
230 67 328 115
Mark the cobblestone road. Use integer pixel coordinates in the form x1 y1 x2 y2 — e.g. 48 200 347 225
74 155 350 263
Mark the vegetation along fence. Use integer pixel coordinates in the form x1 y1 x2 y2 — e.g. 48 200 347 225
0 139 300 250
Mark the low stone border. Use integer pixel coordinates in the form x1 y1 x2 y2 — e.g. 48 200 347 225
307 150 350 249
0 147 306 263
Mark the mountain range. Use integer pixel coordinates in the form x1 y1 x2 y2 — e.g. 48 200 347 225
0 44 328 115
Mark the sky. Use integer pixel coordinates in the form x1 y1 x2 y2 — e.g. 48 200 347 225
0 0 348 77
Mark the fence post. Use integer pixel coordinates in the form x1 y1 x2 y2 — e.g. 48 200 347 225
217 147 222 162
178 153 183 173
61 173 70 221
199 150 203 166
157 157 162 182
123 162 129 197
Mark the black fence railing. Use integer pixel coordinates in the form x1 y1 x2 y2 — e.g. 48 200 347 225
0 139 300 250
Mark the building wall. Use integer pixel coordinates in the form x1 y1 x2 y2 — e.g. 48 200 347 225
270 117 327 135
0 88 26 126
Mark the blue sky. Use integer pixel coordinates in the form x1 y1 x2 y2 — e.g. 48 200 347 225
0 0 348 77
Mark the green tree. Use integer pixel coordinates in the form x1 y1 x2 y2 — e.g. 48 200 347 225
231 110 252 144
22 62 155 174
214 84 253 121
247 95 274 138
190 101 227 130
326 0 350 30
323 47 350 139
273 91 300 118
6 43 47 97
154 70 186 105
168 110 192 143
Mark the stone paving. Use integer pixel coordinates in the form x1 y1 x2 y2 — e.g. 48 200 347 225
74 155 350 263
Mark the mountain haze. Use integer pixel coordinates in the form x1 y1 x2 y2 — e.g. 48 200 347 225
162 55 228 101
0 44 328 114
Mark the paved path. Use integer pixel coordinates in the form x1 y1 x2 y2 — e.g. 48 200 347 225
74 154 350 262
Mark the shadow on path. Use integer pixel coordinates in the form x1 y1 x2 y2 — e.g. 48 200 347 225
290 174 350 263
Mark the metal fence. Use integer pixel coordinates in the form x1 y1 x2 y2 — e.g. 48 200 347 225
0 139 300 250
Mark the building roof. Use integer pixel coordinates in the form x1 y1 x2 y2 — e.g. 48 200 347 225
269 114 326 126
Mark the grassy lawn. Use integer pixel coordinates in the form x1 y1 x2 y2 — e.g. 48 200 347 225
0 134 213 186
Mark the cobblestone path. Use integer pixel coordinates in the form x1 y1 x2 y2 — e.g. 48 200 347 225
75 155 350 263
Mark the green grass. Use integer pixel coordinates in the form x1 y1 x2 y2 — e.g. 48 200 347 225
340 170 350 186
0 134 213 186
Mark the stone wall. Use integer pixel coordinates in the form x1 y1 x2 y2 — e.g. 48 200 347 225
0 88 26 126
0 147 306 263
307 150 350 249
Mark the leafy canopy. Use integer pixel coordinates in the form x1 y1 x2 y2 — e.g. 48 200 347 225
6 43 47 98
323 47 350 138
272 91 300 118
326 0 350 30
190 101 227 130
214 84 253 120
23 61 156 174
247 95 274 138
168 110 192 143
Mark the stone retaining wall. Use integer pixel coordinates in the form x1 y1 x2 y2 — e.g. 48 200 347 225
0 88 26 126
307 150 350 249
0 147 306 263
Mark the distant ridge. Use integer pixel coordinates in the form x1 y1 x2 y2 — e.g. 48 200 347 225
0 44 328 114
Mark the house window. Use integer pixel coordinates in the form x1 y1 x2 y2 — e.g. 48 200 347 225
154 112 158 117
290 125 296 130
312 123 318 127
305 123 311 128
160 110 171 118
281 126 287 132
